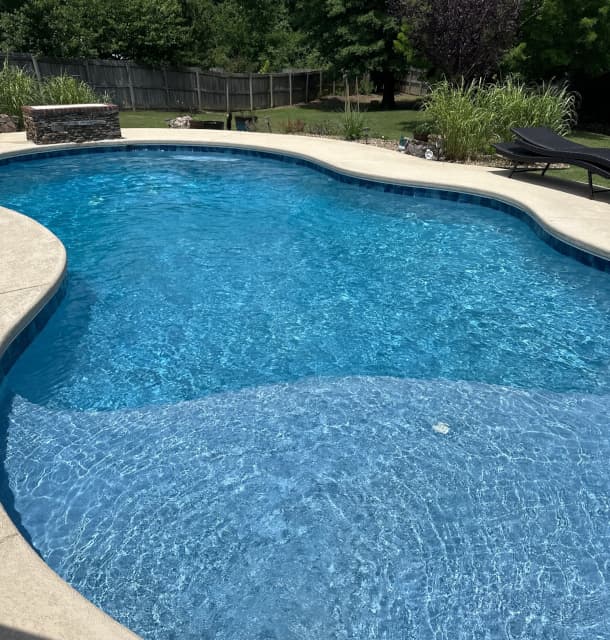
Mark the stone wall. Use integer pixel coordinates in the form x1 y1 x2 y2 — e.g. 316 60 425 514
22 104 121 144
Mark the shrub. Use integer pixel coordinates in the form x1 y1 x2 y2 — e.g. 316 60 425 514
0 60 40 128
423 79 493 161
0 64 106 130
342 109 369 140
358 74 375 95
481 78 576 142
341 96 369 141
41 74 102 105
413 120 438 141
280 119 305 134
413 120 437 136
423 78 577 161
305 119 341 137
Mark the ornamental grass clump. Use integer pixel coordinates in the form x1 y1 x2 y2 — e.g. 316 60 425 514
423 79 493 161
41 73 102 105
0 60 40 128
0 62 107 130
481 77 576 142
424 77 577 161
342 108 368 140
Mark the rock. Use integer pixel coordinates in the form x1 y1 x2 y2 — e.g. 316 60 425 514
0 114 18 133
405 139 439 160
167 115 192 128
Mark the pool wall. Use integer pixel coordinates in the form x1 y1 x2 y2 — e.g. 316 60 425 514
0 129 608 639
0 206 141 639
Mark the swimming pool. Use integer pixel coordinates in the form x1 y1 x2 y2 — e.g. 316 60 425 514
1 147 609 639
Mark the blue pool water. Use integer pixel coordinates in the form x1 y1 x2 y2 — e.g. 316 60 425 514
0 148 609 639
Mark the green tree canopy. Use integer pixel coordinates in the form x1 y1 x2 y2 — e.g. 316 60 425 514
0 0 191 66
293 0 404 107
0 0 25 9
507 0 610 79
184 0 320 72
0 0 320 72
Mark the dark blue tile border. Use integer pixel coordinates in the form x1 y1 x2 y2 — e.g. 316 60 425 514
1 143 609 274
1 141 609 394
0 277 67 382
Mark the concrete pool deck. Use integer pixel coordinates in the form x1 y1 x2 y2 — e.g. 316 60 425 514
0 129 609 639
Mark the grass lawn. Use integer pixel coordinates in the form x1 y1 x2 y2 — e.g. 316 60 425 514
118 99 610 190
118 95 427 138
545 130 610 190
119 110 183 128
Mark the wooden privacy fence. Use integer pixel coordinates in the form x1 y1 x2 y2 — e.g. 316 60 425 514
326 69 428 98
6 52 324 112
399 68 429 96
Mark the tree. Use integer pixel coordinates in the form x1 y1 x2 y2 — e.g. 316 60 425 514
390 0 523 79
505 0 610 125
1 0 316 73
0 0 26 9
507 0 610 79
293 0 404 108
194 0 322 72
0 0 191 66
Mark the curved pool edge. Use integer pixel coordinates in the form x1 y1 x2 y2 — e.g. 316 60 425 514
3 128 608 261
0 129 608 640
0 207 140 639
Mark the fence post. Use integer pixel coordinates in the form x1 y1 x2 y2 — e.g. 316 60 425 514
195 69 202 111
305 72 309 103
225 75 230 112
163 69 171 109
269 74 274 108
249 73 254 111
125 62 136 111
288 71 292 106
319 70 323 98
30 54 42 82
83 60 91 85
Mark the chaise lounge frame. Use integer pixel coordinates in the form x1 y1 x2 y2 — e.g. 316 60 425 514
492 127 610 199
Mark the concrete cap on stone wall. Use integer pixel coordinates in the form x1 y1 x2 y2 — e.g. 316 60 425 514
22 104 118 114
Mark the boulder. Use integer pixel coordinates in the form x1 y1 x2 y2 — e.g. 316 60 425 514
0 114 18 133
167 115 192 128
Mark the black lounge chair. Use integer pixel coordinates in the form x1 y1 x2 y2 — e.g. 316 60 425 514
512 127 590 154
491 142 554 177
492 127 610 199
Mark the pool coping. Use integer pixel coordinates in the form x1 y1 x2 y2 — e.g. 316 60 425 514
0 129 609 639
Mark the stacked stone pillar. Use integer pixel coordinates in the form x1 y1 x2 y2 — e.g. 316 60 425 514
22 104 121 144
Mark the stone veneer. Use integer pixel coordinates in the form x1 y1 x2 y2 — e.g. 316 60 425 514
22 103 121 144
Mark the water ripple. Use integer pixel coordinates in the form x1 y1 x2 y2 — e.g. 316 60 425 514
2 376 609 639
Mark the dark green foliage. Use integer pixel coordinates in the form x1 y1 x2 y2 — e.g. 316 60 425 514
293 0 405 107
0 0 190 66
506 0 610 79
390 0 523 79
0 0 322 72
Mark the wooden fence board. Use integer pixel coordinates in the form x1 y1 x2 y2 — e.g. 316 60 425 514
6 52 426 110
6 53 324 111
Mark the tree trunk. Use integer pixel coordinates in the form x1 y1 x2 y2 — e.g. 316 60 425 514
381 68 396 109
